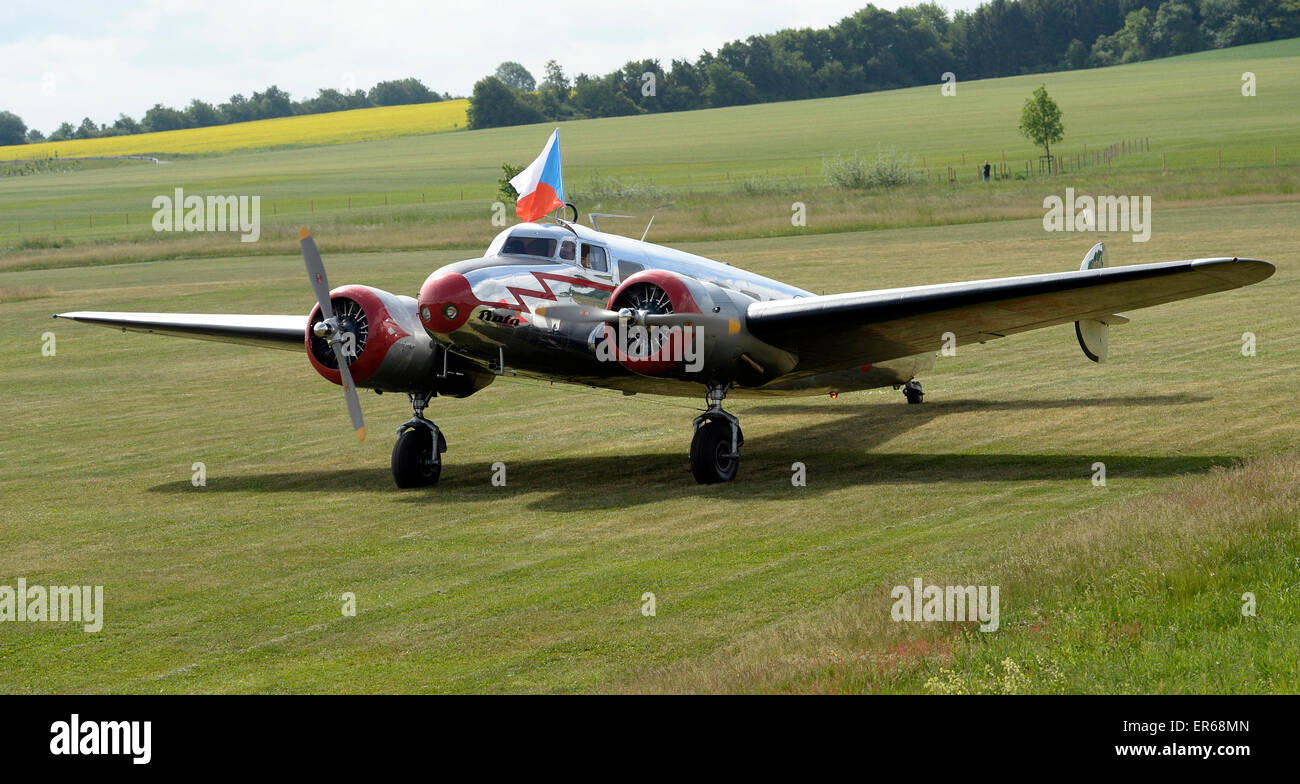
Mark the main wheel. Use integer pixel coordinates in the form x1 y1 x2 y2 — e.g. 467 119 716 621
392 427 441 488
690 421 739 484
903 380 924 404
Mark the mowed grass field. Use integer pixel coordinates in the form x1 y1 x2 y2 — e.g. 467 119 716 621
1 38 1298 693
1 38 1298 263
0 99 470 160
0 199 1296 693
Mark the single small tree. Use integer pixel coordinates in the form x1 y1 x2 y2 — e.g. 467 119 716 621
1019 85 1064 162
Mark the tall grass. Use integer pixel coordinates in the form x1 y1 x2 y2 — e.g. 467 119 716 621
620 452 1300 693
823 148 923 190
570 170 673 204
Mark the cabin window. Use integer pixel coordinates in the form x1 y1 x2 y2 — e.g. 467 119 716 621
559 239 576 262
618 260 644 279
501 236 557 259
581 244 608 272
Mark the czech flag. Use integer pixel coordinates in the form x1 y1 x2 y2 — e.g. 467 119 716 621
509 128 565 223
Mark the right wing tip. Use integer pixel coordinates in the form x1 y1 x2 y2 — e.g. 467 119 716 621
1191 257 1275 286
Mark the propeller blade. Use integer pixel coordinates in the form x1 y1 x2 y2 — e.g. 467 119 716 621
300 226 334 322
642 312 727 329
534 303 621 323
533 303 734 333
331 339 366 441
302 226 365 441
642 312 695 327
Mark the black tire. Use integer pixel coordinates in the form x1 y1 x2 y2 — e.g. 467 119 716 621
904 381 924 404
392 427 441 488
690 421 739 484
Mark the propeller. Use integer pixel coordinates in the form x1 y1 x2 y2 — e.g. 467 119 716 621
534 303 709 329
533 303 620 323
300 226 366 442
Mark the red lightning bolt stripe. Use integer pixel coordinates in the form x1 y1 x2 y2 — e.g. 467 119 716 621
498 271 616 313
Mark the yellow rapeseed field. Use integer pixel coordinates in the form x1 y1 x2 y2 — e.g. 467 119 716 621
0 99 468 159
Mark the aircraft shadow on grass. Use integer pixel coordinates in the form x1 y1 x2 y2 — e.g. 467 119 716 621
147 392 1239 511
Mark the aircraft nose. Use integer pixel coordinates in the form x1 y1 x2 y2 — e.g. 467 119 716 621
418 271 476 334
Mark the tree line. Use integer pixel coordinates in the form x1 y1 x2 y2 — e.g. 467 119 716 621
3 0 1295 147
466 0 1300 129
0 78 449 146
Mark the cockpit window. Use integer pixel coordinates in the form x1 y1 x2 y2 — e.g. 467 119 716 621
559 240 576 261
501 236 557 259
581 244 608 273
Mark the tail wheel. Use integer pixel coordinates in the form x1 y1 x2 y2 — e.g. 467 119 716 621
392 427 441 488
690 421 739 484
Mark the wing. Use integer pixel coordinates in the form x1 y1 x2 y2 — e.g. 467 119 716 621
51 311 306 351
746 257 1273 374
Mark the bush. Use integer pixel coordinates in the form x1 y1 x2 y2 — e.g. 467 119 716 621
498 162 523 203
823 148 921 190
16 236 74 250
738 176 799 196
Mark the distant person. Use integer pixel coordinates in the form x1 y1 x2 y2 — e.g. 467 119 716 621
983 160 991 181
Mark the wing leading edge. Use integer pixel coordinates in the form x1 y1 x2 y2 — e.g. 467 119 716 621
746 257 1273 374
51 311 306 351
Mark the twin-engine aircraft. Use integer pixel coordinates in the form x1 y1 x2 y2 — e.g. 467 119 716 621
52 133 1273 487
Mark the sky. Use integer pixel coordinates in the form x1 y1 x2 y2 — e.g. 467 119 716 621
0 0 987 133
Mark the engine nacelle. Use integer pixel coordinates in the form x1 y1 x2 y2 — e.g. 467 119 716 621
306 284 494 397
600 270 796 386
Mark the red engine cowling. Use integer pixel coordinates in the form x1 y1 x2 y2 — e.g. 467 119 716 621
599 270 798 385
306 284 493 396
601 270 705 376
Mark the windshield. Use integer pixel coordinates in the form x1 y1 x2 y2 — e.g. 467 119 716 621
501 236 557 259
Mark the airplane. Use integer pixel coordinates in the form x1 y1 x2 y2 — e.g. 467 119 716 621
52 211 1273 487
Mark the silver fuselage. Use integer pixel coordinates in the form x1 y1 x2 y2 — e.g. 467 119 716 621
420 222 932 397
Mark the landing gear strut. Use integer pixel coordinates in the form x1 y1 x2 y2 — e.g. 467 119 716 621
392 392 446 488
902 379 924 404
690 384 743 484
